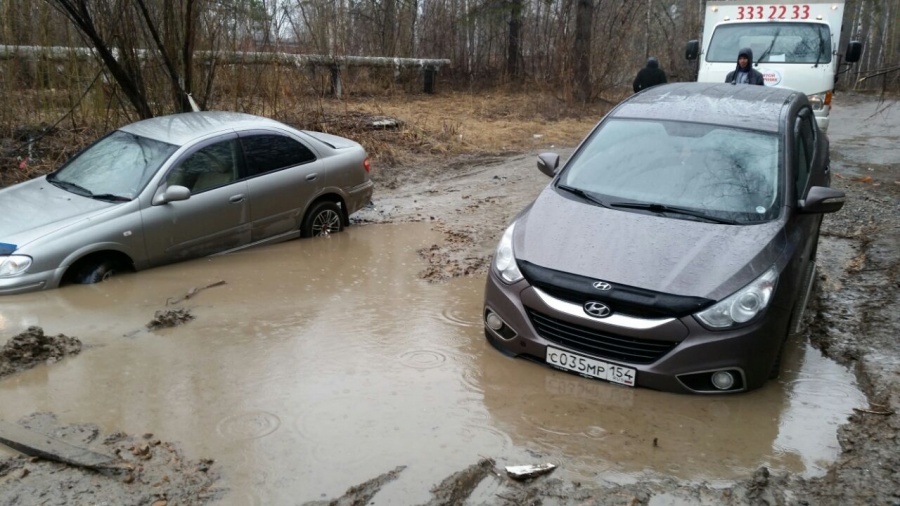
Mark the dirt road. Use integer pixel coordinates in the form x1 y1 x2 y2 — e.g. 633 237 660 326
0 93 897 505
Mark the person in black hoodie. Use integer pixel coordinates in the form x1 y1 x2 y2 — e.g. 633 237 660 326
725 47 765 85
632 57 668 93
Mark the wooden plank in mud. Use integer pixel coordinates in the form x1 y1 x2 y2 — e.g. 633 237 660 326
0 420 121 469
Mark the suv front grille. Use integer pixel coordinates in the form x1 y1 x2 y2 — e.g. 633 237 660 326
527 309 678 364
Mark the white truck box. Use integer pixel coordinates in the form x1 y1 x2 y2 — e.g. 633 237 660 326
686 1 861 132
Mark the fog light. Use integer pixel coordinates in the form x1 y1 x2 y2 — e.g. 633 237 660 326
486 311 504 331
711 371 735 390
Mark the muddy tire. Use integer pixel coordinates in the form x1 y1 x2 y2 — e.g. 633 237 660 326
770 260 817 379
76 260 117 284
302 201 343 238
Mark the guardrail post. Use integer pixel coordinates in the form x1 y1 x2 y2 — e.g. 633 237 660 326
330 65 343 98
424 65 436 94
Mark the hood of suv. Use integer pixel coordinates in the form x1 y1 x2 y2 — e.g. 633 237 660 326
514 187 786 300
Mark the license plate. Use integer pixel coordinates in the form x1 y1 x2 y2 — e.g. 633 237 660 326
545 347 636 387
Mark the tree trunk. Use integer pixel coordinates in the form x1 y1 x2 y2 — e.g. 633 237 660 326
573 0 593 101
507 0 522 78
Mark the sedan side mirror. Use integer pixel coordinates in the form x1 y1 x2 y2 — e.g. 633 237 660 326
537 152 560 178
152 185 192 205
799 186 845 214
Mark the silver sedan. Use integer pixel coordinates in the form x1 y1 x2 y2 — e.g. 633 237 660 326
0 112 374 294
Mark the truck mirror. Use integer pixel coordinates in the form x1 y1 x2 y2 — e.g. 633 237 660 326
685 40 700 60
844 40 862 63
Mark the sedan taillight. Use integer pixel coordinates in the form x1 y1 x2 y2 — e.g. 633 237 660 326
363 157 371 173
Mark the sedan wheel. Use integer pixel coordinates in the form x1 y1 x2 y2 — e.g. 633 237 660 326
302 201 343 237
76 260 116 284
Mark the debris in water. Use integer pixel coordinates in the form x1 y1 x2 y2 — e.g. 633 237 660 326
505 463 557 480
146 308 195 330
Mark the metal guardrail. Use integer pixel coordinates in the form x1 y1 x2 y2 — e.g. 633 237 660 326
0 45 452 95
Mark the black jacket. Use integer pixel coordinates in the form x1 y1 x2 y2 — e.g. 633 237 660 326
633 57 668 93
725 47 765 85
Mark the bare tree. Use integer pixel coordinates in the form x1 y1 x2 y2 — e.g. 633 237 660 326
573 0 592 100
507 0 523 77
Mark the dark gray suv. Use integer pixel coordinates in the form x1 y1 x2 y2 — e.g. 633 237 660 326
482 82 845 394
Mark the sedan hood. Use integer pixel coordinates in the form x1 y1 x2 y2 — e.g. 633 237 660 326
515 187 787 299
0 178 113 249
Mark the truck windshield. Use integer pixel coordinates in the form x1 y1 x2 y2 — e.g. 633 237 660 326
707 22 831 64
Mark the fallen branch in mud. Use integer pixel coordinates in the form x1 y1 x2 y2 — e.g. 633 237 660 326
166 280 227 305
852 407 895 416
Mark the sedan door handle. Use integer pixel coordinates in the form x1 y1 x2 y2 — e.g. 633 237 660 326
229 194 245 203
305 173 318 181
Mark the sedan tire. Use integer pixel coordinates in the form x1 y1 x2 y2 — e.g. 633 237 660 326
302 201 343 237
76 260 116 284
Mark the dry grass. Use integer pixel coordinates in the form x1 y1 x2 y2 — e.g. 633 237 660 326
269 89 616 169
1 90 616 187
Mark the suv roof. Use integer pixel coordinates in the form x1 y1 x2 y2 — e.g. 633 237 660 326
616 82 803 133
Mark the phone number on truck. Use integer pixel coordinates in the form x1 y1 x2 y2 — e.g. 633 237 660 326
735 5 813 20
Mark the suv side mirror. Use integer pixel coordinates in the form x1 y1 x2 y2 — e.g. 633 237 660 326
844 40 862 63
685 40 700 60
800 186 845 214
537 153 560 178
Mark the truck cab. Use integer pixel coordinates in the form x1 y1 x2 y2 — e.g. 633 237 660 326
686 1 861 132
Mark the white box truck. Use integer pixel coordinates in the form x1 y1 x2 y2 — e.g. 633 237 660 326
685 0 861 132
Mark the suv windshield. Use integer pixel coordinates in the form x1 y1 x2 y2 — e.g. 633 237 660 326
707 22 831 64
50 130 178 200
558 119 781 223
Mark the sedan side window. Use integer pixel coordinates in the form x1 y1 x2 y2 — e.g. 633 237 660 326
240 134 316 176
167 140 240 194
794 112 815 201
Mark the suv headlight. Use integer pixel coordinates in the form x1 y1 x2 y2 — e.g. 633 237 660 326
493 223 523 283
695 267 778 328
0 255 33 277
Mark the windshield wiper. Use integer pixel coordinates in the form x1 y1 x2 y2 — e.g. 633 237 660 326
813 28 825 68
47 178 92 197
92 193 133 202
757 28 781 65
609 201 738 224
557 184 610 208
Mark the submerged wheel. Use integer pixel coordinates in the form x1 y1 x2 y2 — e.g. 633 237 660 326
76 260 117 284
302 201 343 237
770 260 818 379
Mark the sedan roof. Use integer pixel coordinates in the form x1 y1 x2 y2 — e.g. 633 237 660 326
614 82 801 133
119 111 291 146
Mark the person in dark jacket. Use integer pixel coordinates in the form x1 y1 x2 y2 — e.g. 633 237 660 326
632 57 667 93
725 47 765 85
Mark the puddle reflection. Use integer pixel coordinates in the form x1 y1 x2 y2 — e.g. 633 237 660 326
0 223 864 503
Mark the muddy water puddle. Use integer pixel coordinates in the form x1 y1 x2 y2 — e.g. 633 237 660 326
0 223 865 503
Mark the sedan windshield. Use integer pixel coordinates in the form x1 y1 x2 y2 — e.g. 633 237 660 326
50 130 178 200
558 119 780 223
